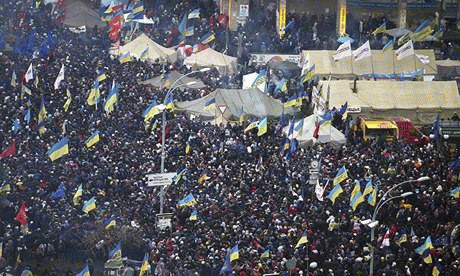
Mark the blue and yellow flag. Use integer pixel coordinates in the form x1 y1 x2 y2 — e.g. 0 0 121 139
76 264 90 276
203 98 216 112
432 261 442 276
119 52 132 64
350 191 364 211
415 236 433 255
104 81 119 113
48 137 69 161
382 39 394 52
63 89 72 112
333 166 348 186
97 71 107 82
198 169 208 184
109 242 122 259
37 97 48 134
275 78 288 93
139 253 150 276
350 180 361 201
73 184 83 206
229 245 239 262
190 210 197 221
327 184 343 204
82 196 96 214
261 249 269 259
295 230 308 248
368 186 377 207
363 180 373 196
422 248 432 264
200 32 215 44
177 193 197 208
257 117 268 136
87 81 100 106
164 93 175 110
450 186 460 198
105 216 117 230
143 99 161 122
140 47 149 61
244 120 259 132
252 69 268 88
85 131 100 148
371 22 386 35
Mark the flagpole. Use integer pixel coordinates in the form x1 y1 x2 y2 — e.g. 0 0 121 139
392 49 396 75
350 55 354 76
370 53 375 79
413 52 417 73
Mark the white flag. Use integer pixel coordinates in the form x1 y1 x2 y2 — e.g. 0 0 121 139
353 40 372 61
315 179 324 201
54 64 65 90
333 41 352 61
395 40 414 61
416 54 430 64
25 63 34 83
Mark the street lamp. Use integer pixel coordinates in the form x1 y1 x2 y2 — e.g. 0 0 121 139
159 68 210 214
368 176 429 276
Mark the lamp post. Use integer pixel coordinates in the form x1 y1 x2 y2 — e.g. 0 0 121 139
159 68 210 214
369 176 429 276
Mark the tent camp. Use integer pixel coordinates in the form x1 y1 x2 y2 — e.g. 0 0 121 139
139 71 207 89
175 88 296 121
321 80 460 125
117 33 177 63
64 0 106 29
300 49 436 77
184 48 237 74
283 114 346 148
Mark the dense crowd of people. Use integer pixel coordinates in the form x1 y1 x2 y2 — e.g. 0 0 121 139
0 0 460 275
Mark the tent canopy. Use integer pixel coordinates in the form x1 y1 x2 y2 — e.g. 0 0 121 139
139 71 206 89
321 80 460 125
175 88 296 121
64 0 106 28
301 49 436 77
282 114 346 148
118 33 176 63
184 48 237 75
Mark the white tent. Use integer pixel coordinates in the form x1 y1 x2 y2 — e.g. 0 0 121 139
322 80 460 125
139 71 207 89
64 0 106 28
118 33 177 63
283 114 346 148
184 48 237 74
175 88 296 121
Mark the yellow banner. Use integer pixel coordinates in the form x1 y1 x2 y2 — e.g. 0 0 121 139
278 0 286 38
339 7 347 36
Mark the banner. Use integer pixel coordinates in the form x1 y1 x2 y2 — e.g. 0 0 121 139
394 40 414 61
339 7 347 36
353 40 371 61
278 0 286 38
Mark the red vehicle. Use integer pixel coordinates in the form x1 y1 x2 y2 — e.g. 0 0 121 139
393 118 429 145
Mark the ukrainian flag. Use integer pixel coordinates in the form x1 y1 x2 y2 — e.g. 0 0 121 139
422 249 432 264
198 170 208 184
276 78 288 93
76 264 90 276
177 193 197 208
450 186 460 198
189 210 197 221
139 253 150 276
295 230 308 248
73 184 83 205
38 97 47 125
87 82 100 106
333 166 348 186
119 52 132 64
200 32 215 44
284 95 300 108
48 137 69 161
244 120 259 132
363 180 373 196
143 100 160 122
327 184 343 204
432 261 442 276
229 245 239 262
97 72 107 82
415 236 433 255
164 93 175 110
368 187 377 206
63 89 72 112
109 242 122 259
350 191 364 211
371 22 386 35
257 117 268 136
105 216 117 230
85 131 100 148
140 47 149 61
104 82 119 113
252 70 267 87
82 196 96 214
203 98 216 112
350 180 361 201
261 249 269 259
